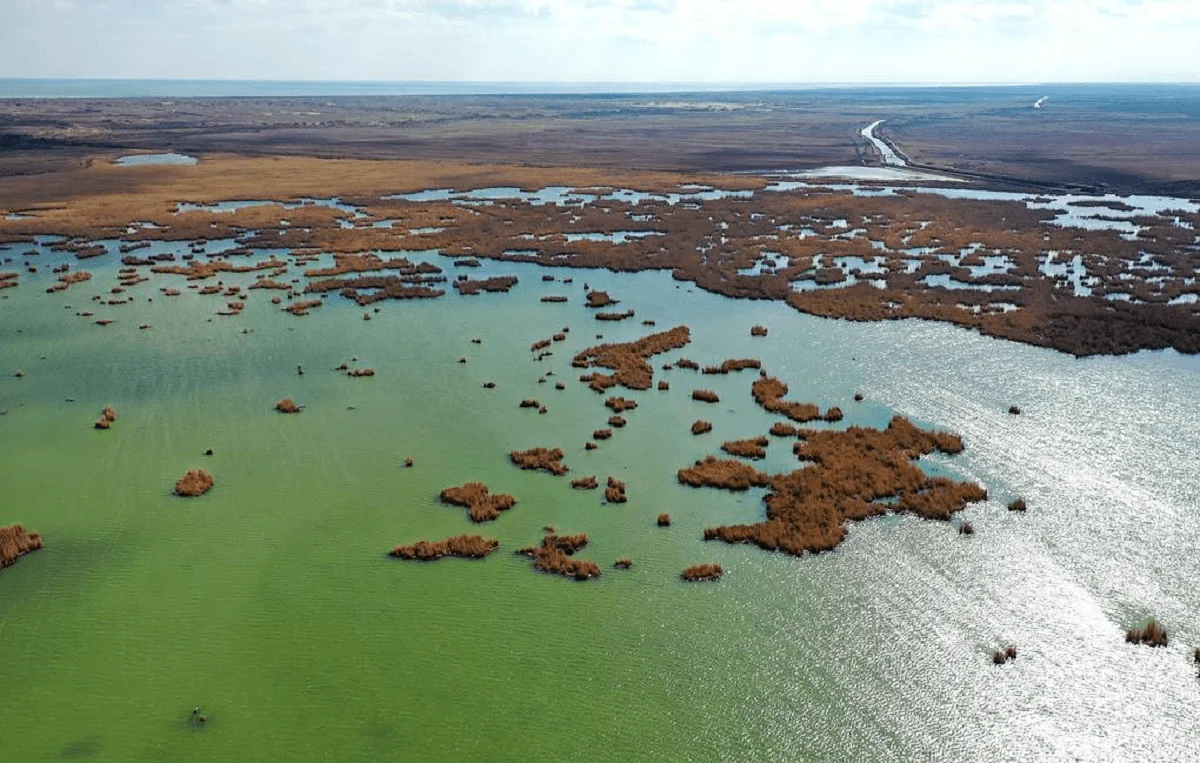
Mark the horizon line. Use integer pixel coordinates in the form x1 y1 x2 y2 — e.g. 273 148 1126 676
3 77 1200 87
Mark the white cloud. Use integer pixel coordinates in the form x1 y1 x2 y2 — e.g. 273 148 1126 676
1 0 1198 81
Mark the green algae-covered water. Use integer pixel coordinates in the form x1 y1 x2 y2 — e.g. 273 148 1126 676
2 241 1198 762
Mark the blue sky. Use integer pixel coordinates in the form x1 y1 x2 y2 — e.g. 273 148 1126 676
2 0 1197 82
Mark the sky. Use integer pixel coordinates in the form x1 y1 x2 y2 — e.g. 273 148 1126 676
2 0 1198 83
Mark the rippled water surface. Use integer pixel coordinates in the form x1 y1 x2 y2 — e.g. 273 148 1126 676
1 241 1197 762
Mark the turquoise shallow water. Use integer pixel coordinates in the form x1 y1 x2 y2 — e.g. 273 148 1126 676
1 239 1198 762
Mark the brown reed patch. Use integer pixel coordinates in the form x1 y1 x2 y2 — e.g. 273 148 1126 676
751 325 769 337
275 398 302 414
702 359 761 375
572 326 690 392
605 397 639 413
691 417 983 556
681 563 723 581
692 389 720 403
0 523 44 570
439 482 517 522
721 436 770 459
1126 619 1169 647
585 291 618 308
604 476 628 504
389 535 499 561
517 532 602 581
509 447 569 476
571 476 599 490
454 276 518 295
174 469 214 497
657 513 672 527
751 376 822 423
691 420 713 435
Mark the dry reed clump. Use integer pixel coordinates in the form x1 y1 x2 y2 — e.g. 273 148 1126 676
389 534 499 561
517 532 602 581
585 442 598 451
770 422 799 437
824 407 844 423
93 405 117 429
1008 498 1027 512
675 359 700 371
541 295 568 303
679 457 772 491
509 447 569 476
174 469 214 497
593 429 613 441
46 270 92 293
751 326 769 337
657 513 672 527
571 476 599 490
1126 620 1169 647
454 276 518 295
614 558 633 569
992 646 1018 665
692 390 720 403
284 299 322 316
752 376 821 423
608 415 627 428
439 482 517 522
658 381 670 391
596 310 635 322
519 399 541 409
571 326 690 392
681 564 723 581
691 420 713 435
0 523 44 570
348 368 375 377
605 476 628 504
695 416 985 556
721 436 770 460
605 397 638 413
275 398 302 414
702 359 761 375
585 291 618 308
